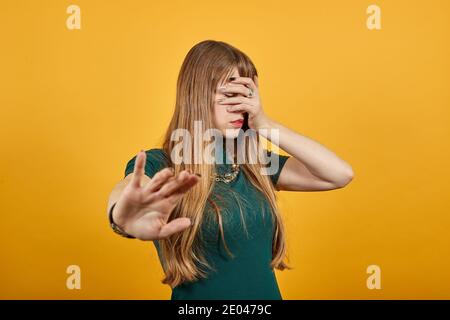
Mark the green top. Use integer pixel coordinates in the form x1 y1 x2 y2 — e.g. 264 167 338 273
124 148 290 300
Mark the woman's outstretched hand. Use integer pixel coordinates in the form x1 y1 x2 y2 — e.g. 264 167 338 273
113 150 200 241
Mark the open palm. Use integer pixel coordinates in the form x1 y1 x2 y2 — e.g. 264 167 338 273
113 151 200 241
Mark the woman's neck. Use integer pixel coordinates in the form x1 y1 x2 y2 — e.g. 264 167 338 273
223 137 238 164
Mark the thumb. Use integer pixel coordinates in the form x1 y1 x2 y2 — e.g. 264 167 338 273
157 217 192 239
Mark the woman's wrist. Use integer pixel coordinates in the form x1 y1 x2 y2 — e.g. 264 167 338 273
255 116 276 135
108 202 136 239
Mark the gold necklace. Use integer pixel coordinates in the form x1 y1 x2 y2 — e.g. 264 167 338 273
212 163 240 183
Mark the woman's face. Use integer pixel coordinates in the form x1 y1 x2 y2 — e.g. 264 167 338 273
213 67 245 139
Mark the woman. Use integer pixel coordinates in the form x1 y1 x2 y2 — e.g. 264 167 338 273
106 40 354 300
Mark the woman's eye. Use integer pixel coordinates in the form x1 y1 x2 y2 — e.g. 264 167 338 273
224 92 236 97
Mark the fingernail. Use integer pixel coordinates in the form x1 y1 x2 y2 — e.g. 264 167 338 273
189 217 193 226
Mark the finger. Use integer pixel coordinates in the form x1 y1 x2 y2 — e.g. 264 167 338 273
131 150 146 188
157 217 192 239
226 104 252 113
145 174 200 218
143 167 174 193
218 84 250 97
230 77 257 91
218 96 249 105
156 171 200 198
155 170 189 197
163 174 200 204
253 75 259 88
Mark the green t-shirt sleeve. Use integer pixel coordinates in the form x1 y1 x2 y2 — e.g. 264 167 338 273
123 148 170 178
265 149 290 187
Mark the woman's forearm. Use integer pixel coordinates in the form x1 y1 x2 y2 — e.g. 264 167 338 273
257 118 354 185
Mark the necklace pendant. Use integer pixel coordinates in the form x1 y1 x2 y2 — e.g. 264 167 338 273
212 164 240 183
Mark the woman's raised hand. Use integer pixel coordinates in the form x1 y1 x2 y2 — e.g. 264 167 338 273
113 150 200 241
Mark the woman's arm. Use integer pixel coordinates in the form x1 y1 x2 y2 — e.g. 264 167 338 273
257 118 354 192
107 151 200 240
107 173 151 228
219 75 354 192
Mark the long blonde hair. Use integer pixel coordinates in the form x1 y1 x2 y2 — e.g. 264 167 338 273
159 40 291 288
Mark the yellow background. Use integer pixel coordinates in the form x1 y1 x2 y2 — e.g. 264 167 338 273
1 0 449 299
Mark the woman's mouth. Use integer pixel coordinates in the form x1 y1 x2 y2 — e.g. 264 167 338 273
230 119 244 128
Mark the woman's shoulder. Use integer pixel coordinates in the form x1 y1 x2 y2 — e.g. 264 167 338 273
124 147 171 178
145 148 170 163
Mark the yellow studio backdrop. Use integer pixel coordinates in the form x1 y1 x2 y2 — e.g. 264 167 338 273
0 0 449 299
